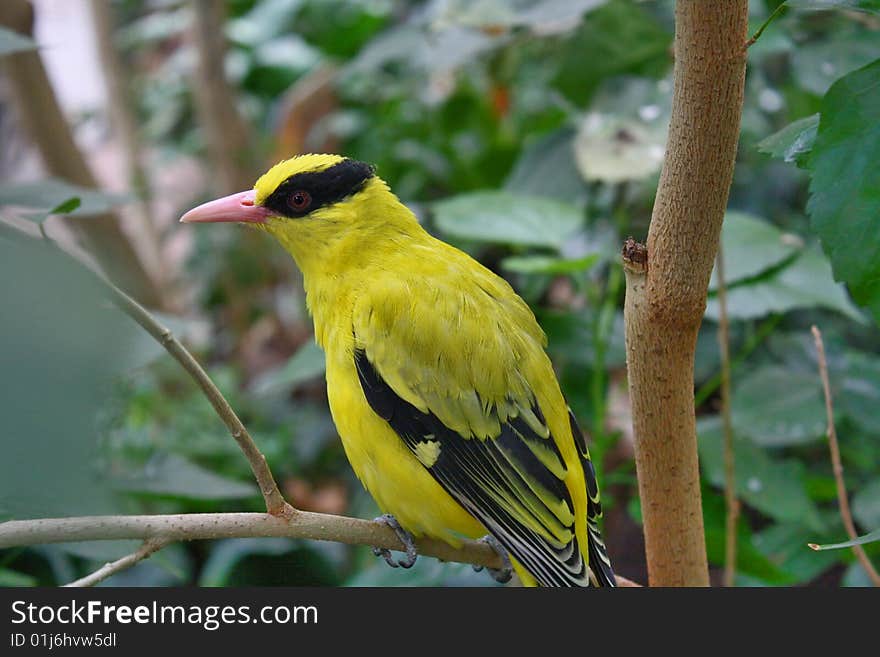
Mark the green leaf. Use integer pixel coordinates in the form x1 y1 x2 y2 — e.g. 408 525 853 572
788 0 880 14
20 197 83 225
49 197 82 214
0 26 37 57
0 568 36 587
705 247 864 322
552 0 671 105
227 0 306 43
540 308 627 370
200 538 341 586
853 479 880 531
501 253 599 275
807 58 880 324
761 338 880 438
710 212 802 289
757 114 819 168
0 179 126 217
756 523 843 581
348 23 495 77
837 354 880 435
697 417 824 530
0 237 143 519
251 340 326 395
114 453 258 500
431 0 608 36
702 490 796 585
808 528 880 550
200 538 296 586
432 191 584 249
791 36 880 96
730 367 827 447
504 128 587 204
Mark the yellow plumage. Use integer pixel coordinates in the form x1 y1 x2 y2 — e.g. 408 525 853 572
184 153 615 587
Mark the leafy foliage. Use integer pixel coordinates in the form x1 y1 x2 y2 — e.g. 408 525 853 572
788 1 880 14
0 180 125 218
757 114 818 167
807 59 880 323
810 529 880 551
1 0 879 587
433 191 584 249
0 237 139 521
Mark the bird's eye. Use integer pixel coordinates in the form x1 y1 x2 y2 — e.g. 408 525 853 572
288 190 311 211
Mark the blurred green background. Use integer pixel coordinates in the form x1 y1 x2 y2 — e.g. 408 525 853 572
0 0 878 587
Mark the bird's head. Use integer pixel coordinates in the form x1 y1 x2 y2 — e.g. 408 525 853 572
180 154 412 273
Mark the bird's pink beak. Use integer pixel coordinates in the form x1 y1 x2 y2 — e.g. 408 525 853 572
179 190 269 224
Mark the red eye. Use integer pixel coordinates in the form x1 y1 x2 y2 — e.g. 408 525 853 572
288 190 311 211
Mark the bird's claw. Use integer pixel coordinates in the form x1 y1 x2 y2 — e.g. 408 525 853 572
372 514 418 569
474 534 513 584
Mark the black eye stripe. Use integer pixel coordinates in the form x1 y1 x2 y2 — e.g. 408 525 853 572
262 159 375 218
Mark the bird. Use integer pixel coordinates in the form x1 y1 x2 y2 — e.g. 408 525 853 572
181 153 615 587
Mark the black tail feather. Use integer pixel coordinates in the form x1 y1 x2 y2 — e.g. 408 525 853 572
588 523 616 587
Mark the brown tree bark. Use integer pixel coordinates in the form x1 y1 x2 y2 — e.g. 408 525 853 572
88 0 167 281
622 1 749 586
271 63 339 161
0 0 162 307
190 0 257 194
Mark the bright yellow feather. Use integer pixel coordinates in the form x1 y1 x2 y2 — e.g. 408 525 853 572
218 154 614 586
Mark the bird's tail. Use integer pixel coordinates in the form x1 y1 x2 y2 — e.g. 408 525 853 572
587 519 616 587
569 409 616 587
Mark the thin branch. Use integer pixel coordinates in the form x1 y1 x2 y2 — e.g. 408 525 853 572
0 512 496 566
4 217 292 518
715 248 739 587
745 1 788 50
190 0 257 193
64 538 170 588
88 0 169 294
0 223 645 587
105 281 293 518
0 0 163 306
811 326 880 586
0 511 634 587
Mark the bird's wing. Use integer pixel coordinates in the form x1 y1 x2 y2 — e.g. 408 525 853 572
352 272 605 586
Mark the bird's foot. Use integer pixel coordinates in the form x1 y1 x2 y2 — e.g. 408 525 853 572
473 534 513 584
371 514 418 569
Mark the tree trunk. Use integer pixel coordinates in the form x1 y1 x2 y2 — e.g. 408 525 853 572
622 1 749 586
88 0 168 295
0 0 163 307
190 0 257 194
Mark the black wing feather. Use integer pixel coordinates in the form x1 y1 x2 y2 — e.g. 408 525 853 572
569 410 616 587
356 349 602 587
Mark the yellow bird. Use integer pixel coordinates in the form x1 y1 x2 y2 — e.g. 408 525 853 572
181 154 615 587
